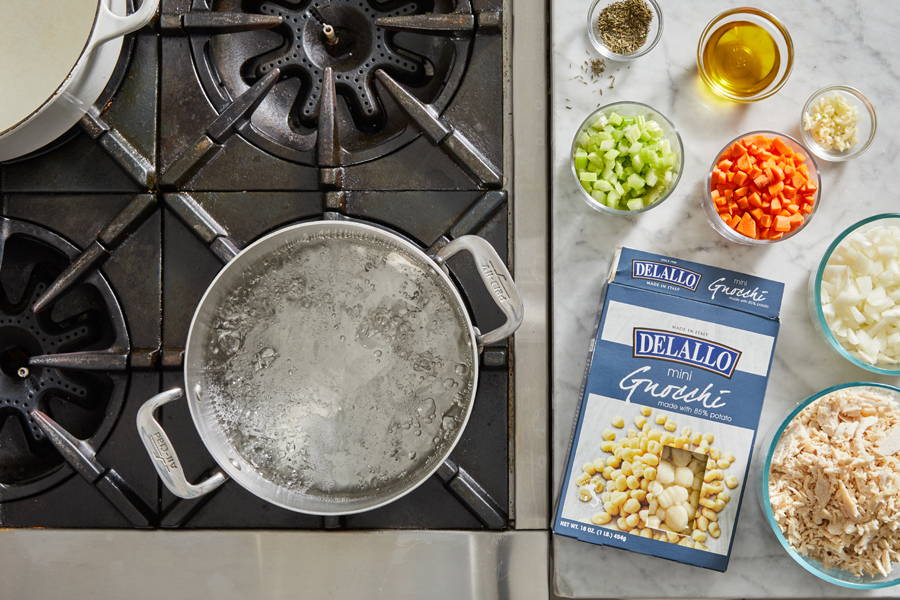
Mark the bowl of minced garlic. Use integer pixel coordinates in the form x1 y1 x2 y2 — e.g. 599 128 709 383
800 85 876 161
762 383 900 588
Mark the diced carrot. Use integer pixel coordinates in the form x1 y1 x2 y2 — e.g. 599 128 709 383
771 166 784 181
773 215 792 232
717 159 733 171
759 214 773 228
727 215 742 229
781 185 796 198
753 174 769 189
736 213 757 238
788 213 804 227
737 198 750 210
734 186 750 197
750 208 765 222
767 231 784 240
736 154 751 171
791 173 805 188
733 171 748 186
748 192 763 208
726 171 735 183
768 181 784 196
786 203 800 213
769 197 782 212
801 203 814 214
771 137 792 155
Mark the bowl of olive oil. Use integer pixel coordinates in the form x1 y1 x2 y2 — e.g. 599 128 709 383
697 7 794 102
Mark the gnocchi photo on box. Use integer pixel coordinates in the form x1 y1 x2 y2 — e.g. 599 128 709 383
554 248 784 571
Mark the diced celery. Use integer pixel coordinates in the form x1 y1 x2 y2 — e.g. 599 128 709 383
627 173 645 190
625 124 641 143
574 109 677 211
574 150 588 171
631 153 644 171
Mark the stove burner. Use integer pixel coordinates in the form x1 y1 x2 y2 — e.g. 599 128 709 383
190 0 471 165
0 219 128 500
253 0 424 126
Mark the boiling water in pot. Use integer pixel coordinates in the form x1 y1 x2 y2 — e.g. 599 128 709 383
198 230 475 500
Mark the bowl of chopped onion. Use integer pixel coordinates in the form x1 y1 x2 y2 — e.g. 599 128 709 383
800 85 877 162
760 382 900 589
810 214 900 374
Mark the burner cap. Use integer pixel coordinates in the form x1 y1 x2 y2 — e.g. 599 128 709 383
192 0 472 165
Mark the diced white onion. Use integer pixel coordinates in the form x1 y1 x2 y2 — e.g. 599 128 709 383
820 224 900 365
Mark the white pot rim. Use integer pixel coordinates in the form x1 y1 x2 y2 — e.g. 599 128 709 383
0 0 101 136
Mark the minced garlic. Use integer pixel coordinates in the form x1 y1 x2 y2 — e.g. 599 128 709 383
802 93 859 152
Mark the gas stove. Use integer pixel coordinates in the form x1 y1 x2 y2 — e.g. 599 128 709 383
1 0 519 530
0 0 548 596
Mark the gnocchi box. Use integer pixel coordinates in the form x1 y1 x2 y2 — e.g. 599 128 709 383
554 247 784 571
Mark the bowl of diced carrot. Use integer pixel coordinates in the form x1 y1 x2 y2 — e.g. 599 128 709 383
704 131 820 245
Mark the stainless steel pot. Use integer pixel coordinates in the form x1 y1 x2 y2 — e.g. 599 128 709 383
137 220 523 515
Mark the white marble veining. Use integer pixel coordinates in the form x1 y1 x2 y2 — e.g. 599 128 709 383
551 1 900 597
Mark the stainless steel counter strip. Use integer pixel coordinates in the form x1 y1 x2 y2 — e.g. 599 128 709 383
1 530 549 600
510 0 550 531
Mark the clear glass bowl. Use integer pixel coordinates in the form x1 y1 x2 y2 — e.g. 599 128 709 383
703 131 821 245
696 7 794 102
809 213 900 374
800 85 877 162
587 0 663 62
759 382 900 589
570 101 683 216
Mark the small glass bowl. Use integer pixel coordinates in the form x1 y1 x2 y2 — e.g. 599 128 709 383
697 7 794 102
759 382 900 589
587 0 663 62
800 85 877 162
809 214 900 374
703 131 821 245
570 101 683 216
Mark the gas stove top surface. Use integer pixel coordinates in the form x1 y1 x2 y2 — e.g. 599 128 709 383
0 0 511 531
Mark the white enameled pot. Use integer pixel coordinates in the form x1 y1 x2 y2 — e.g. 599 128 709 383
0 0 158 162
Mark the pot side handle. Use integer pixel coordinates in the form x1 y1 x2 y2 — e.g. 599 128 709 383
90 0 160 48
435 235 524 347
136 387 228 499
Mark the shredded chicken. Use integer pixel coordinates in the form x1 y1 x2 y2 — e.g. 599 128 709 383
768 388 900 577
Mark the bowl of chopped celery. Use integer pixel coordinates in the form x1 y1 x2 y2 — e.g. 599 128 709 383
800 86 876 162
571 101 683 215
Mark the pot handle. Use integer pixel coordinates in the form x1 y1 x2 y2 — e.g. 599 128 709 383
90 0 160 48
434 235 524 346
136 387 228 499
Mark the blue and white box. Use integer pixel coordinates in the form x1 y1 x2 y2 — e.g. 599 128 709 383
554 248 784 572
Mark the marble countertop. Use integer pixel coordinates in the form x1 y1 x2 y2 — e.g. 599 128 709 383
550 0 900 597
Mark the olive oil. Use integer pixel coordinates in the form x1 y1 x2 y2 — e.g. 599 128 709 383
702 21 780 98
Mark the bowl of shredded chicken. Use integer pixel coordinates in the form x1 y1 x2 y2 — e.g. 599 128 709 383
762 383 900 588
